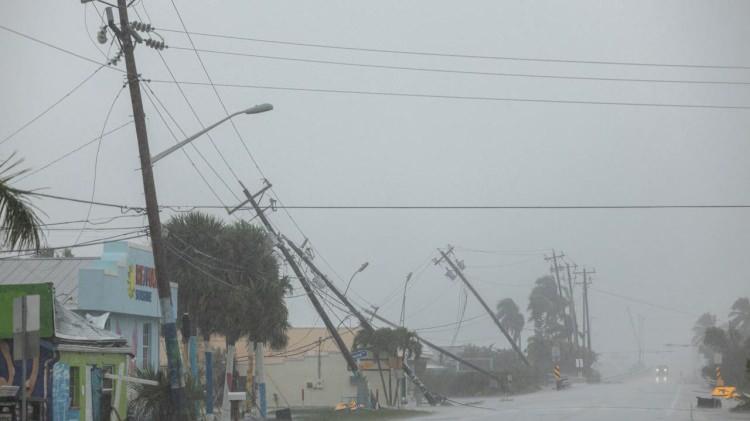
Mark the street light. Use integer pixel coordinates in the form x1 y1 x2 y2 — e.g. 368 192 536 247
343 262 369 296
399 272 413 327
151 103 273 164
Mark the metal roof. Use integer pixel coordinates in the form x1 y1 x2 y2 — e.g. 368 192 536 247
0 258 95 305
54 299 127 347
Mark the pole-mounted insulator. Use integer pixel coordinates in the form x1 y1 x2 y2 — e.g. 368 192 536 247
130 21 154 33
144 39 168 50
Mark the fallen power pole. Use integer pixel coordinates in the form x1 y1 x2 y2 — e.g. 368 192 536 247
286 239 445 406
437 248 531 366
366 310 506 386
235 181 369 404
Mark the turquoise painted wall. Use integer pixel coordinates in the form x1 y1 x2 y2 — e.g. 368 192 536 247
74 241 178 370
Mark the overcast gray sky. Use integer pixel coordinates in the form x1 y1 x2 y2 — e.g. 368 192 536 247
2 0 749 373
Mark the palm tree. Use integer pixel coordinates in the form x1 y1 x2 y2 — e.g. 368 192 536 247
692 313 716 346
729 297 750 337
353 328 394 406
527 276 565 339
0 155 42 251
164 212 226 341
219 220 291 349
496 298 525 347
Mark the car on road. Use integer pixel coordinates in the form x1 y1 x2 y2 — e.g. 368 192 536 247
655 365 668 383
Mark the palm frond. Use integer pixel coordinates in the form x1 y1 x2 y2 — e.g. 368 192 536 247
0 154 43 251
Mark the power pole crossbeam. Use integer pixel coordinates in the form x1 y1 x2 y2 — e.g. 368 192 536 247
114 2 184 416
438 249 530 366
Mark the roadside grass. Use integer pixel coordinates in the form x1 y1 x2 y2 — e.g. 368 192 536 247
289 407 430 420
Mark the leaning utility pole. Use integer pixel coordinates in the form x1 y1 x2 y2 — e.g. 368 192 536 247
545 250 565 299
546 251 573 344
437 248 530 366
565 263 580 348
109 2 185 415
286 240 444 405
576 267 594 354
235 181 368 405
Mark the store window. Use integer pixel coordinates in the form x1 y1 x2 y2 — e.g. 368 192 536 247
69 366 80 409
142 322 151 369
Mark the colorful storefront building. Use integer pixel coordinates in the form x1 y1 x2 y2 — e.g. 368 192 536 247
0 241 178 372
0 283 131 420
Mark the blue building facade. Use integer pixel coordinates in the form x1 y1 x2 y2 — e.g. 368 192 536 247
77 241 178 371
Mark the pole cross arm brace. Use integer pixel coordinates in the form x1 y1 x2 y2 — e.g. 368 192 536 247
105 7 142 43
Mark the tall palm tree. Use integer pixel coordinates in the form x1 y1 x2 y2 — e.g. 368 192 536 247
164 212 226 341
692 312 716 347
353 328 393 406
496 298 525 347
0 155 42 251
729 297 750 337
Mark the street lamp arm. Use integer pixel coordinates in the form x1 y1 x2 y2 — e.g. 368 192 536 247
151 103 273 164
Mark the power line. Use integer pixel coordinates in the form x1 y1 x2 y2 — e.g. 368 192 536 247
590 287 699 318
140 82 235 207
26 192 750 211
158 27 750 71
163 2 246 186
169 45 750 87
0 65 107 146
148 79 750 111
16 121 134 183
73 84 127 245
0 24 121 71
0 230 148 256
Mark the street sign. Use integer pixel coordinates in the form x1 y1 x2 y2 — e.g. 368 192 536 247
575 358 583 369
13 295 40 360
351 349 368 360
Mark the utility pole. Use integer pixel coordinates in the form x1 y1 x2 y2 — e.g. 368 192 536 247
565 263 580 349
576 267 594 356
436 248 530 366
235 181 367 407
546 251 573 344
545 250 565 299
399 272 413 328
108 2 185 416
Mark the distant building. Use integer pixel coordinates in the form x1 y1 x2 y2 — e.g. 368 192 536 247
192 327 407 409
0 241 177 371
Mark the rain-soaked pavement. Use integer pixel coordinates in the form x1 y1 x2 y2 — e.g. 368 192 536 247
406 374 749 421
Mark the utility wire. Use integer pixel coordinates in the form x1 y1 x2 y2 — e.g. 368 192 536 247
0 65 107 146
27 192 750 211
148 79 750 111
0 24 122 71
169 45 750 87
0 230 147 256
73 84 126 245
158 27 750 71
591 287 699 317
16 121 133 183
141 83 234 207
163 3 246 185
